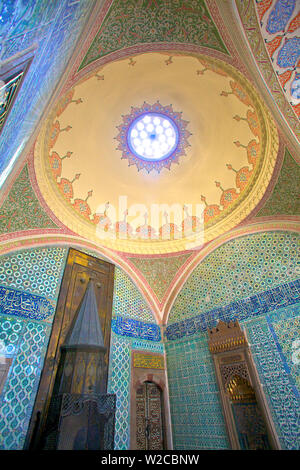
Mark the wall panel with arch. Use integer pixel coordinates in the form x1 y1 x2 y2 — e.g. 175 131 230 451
0 245 164 450
165 231 300 450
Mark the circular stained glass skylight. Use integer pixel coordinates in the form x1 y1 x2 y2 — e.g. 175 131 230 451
127 113 179 161
116 101 191 173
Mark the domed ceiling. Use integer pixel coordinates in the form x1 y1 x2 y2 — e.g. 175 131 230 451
34 51 279 254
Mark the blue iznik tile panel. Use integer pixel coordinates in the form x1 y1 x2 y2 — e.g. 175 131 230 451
0 0 94 184
0 247 68 300
0 246 68 449
108 266 165 449
0 316 52 449
165 293 300 450
166 279 300 340
0 285 55 321
245 305 300 450
111 316 161 342
107 332 131 451
169 232 299 325
107 332 165 450
165 332 230 450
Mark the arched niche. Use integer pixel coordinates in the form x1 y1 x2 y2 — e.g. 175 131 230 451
208 320 280 450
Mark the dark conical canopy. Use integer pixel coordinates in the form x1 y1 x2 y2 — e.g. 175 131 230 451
64 280 105 350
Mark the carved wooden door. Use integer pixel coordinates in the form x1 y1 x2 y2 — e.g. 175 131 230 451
136 381 164 450
25 248 114 449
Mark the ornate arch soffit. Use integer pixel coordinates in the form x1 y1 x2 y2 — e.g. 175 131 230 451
162 220 300 324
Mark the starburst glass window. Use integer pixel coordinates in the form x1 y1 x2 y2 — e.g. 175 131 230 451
127 113 179 161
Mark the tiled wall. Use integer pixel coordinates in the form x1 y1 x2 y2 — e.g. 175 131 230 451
0 246 68 449
165 302 300 450
108 267 164 450
0 249 164 450
245 304 300 450
165 333 230 449
1 234 298 450
166 231 300 450
169 231 299 325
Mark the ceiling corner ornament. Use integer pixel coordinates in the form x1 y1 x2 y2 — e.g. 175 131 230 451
115 101 191 173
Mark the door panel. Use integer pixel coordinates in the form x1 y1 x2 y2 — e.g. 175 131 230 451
136 382 164 450
147 382 163 450
25 248 114 449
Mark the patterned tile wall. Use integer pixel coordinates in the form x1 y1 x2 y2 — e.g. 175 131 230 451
0 248 163 450
127 253 192 303
169 231 299 325
166 302 300 450
166 231 300 450
0 246 68 449
0 316 51 449
0 165 58 234
112 267 156 323
108 266 164 449
165 333 230 450
107 332 164 450
255 149 300 217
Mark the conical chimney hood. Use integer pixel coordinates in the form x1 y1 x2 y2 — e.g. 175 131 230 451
63 279 106 351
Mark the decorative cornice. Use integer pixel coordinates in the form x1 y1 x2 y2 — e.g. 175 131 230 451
208 320 247 353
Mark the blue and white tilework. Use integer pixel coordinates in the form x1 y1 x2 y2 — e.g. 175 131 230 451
112 268 156 323
0 0 93 185
111 316 161 342
0 246 68 449
166 332 230 450
169 231 299 325
0 247 68 300
245 306 300 450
